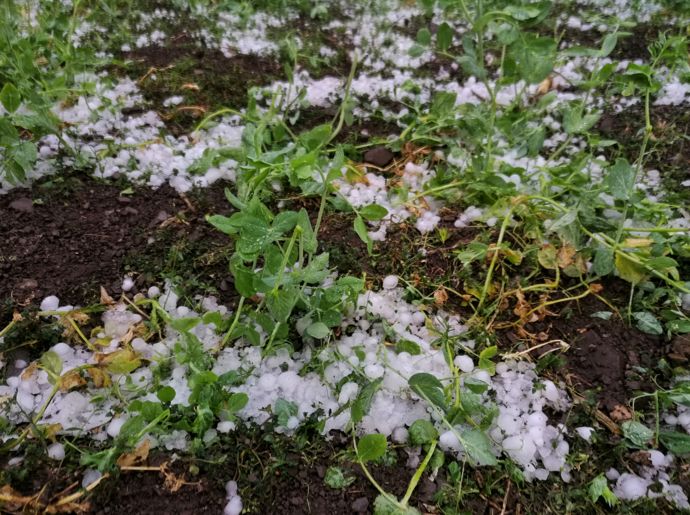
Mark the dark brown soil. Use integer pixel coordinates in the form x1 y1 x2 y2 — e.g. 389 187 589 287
0 177 234 316
91 455 226 515
500 281 664 413
293 106 401 144
318 208 477 295
118 40 282 135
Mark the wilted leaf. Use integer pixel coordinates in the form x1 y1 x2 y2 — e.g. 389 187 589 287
58 369 86 392
116 439 151 468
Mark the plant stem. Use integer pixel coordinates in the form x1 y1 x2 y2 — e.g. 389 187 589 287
401 440 438 505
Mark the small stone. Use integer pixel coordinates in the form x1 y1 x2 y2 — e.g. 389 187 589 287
363 147 394 168
351 497 369 513
123 206 139 216
9 197 33 213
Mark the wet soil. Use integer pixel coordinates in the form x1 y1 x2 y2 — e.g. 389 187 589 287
499 280 664 413
117 40 282 135
0 176 234 318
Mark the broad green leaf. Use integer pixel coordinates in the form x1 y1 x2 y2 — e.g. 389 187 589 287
357 433 387 462
592 247 614 276
0 82 21 113
416 27 431 46
431 91 457 117
660 430 690 455
299 123 332 150
156 386 176 403
409 373 447 411
206 214 241 235
226 392 249 413
437 22 453 52
633 311 663 335
360 204 388 221
605 159 635 201
170 317 201 333
459 428 497 466
395 339 421 355
409 419 438 445
306 321 330 339
621 420 654 447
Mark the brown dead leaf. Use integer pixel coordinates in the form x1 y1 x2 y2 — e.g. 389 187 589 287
86 367 111 388
589 283 604 294
58 369 86 392
117 439 151 468
181 82 200 91
609 404 633 423
20 362 38 381
45 501 91 514
556 245 577 269
100 287 115 305
536 76 552 95
433 287 449 306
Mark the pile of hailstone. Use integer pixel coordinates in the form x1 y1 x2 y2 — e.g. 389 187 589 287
1 275 579 485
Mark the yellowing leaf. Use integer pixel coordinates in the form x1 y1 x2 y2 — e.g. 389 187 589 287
621 238 652 249
95 349 142 374
58 369 87 392
615 252 647 284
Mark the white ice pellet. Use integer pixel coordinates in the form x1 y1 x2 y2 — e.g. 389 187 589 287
575 427 594 442
40 296 60 312
439 430 461 451
224 496 243 515
82 469 102 488
382 275 399 290
147 286 161 298
47 442 65 460
122 276 135 292
107 416 127 438
454 355 474 373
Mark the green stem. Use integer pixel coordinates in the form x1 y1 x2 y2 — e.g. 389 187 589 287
401 440 438 505
476 205 515 313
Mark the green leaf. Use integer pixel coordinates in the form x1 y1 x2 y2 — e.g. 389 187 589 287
156 386 176 403
360 204 388 221
459 428 497 466
306 321 330 339
373 494 421 515
395 339 421 356
660 430 690 455
353 215 372 254
593 247 614 276
478 346 497 375
409 419 438 445
357 433 387 462
274 398 298 426
512 36 556 84
621 420 654 448
40 350 63 383
589 474 618 506
437 22 453 52
324 466 355 489
633 311 663 335
266 286 299 322
409 373 447 411
0 82 21 113
300 123 332 150
170 317 201 333
605 158 635 201
563 107 601 135
351 378 383 424
226 392 249 414
416 27 431 46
